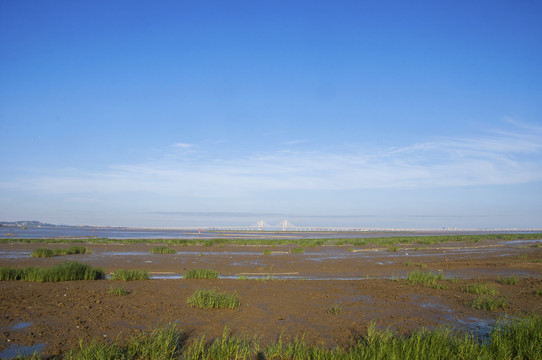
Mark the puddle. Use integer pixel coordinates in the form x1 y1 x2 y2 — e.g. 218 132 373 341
339 294 373 304
100 252 150 256
420 302 452 313
456 317 496 343
0 251 31 259
152 274 183 279
149 274 398 280
503 239 542 245
0 343 45 359
231 261 263 267
12 322 32 330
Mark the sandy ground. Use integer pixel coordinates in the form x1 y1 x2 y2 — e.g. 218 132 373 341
1 238 542 358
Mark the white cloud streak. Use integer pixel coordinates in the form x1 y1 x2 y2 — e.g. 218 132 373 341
6 123 542 197
172 142 194 149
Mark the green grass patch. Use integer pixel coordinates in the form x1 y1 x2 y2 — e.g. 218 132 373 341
404 260 427 268
498 276 520 285
406 270 446 288
470 295 507 311
328 304 341 315
262 249 272 255
31 248 55 257
256 275 276 282
290 247 305 253
387 245 399 252
110 269 149 281
463 283 498 296
534 289 542 296
65 323 180 360
183 268 219 279
63 315 542 360
150 246 177 254
187 289 240 309
0 262 105 282
31 246 92 258
108 285 129 296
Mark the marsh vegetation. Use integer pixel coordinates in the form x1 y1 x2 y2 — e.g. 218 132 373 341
186 289 240 309
0 261 104 282
183 269 219 279
31 246 92 258
110 269 149 281
62 315 542 360
150 246 177 254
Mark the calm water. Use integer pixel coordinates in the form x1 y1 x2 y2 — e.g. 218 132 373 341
1 225 538 240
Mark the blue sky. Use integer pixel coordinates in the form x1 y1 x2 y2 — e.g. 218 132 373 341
1 1 541 229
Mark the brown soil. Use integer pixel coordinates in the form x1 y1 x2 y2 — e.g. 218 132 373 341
1 239 542 358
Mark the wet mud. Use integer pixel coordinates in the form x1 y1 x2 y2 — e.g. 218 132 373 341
1 239 541 358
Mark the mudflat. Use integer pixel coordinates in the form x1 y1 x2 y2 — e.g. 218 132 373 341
1 237 541 358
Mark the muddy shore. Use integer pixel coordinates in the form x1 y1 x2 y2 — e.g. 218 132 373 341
1 238 542 358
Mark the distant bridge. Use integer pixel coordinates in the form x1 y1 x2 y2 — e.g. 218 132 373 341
172 220 542 233
196 220 390 232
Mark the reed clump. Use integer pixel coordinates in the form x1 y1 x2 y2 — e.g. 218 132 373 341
498 276 520 285
469 295 507 311
463 283 498 296
328 304 341 315
108 285 130 296
405 260 427 268
290 247 305 253
406 270 446 288
110 269 149 281
0 262 104 282
31 246 93 258
150 246 177 254
183 269 219 279
187 289 240 309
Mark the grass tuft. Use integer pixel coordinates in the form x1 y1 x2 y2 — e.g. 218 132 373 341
65 324 180 360
406 270 445 288
0 262 104 282
404 260 427 268
108 285 130 296
110 269 149 281
262 249 272 255
184 269 219 279
469 295 507 311
328 304 341 315
290 247 305 253
31 248 55 258
31 246 92 258
498 276 520 285
463 283 498 296
187 289 240 309
151 246 177 254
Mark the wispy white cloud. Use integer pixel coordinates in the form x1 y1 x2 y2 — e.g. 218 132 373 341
282 139 309 145
172 142 194 149
5 122 542 197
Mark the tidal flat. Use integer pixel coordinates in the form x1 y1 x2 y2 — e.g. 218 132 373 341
0 234 541 358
